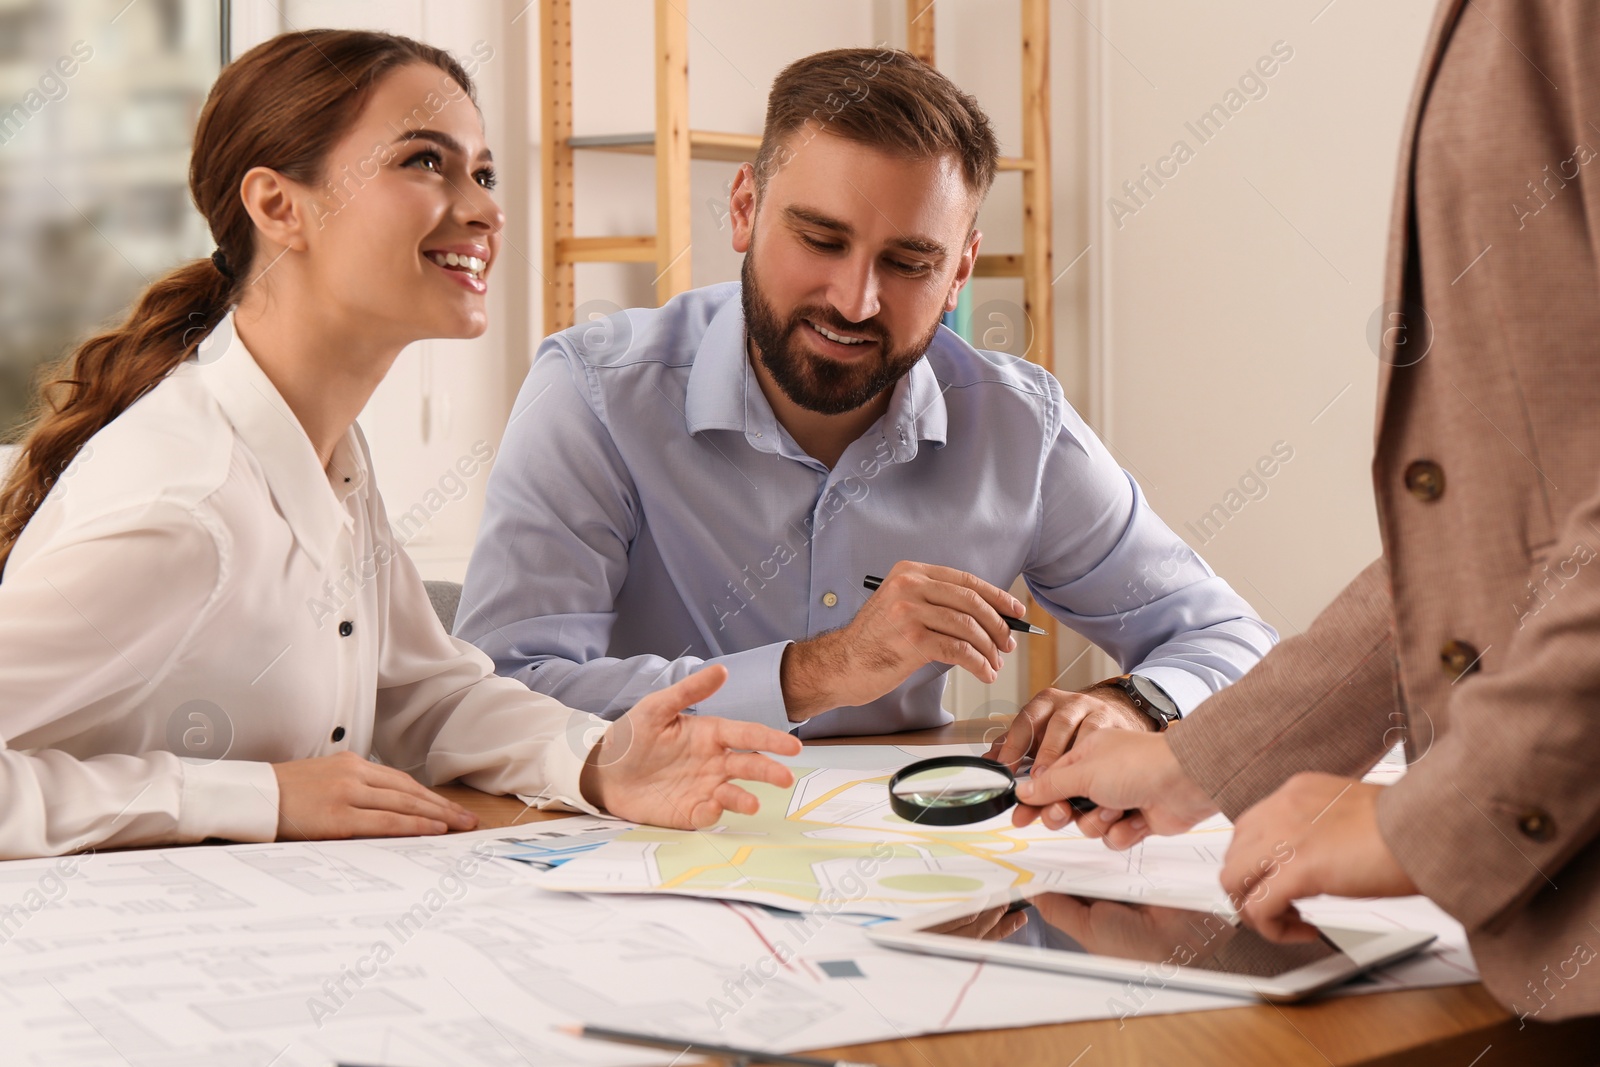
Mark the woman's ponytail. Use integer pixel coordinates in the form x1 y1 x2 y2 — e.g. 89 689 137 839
0 257 235 570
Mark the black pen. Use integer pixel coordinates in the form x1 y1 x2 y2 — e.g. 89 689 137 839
862 575 1048 635
561 1023 881 1066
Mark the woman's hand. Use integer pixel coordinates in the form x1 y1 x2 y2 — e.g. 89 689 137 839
1012 729 1219 848
927 903 1031 942
272 750 479 839
1223 774 1417 942
581 666 803 829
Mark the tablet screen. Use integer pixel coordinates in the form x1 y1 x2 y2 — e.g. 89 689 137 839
922 894 1354 979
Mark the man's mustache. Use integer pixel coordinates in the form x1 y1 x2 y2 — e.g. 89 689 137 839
786 307 888 348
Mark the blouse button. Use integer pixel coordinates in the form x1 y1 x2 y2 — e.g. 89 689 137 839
330 726 346 743
339 620 354 637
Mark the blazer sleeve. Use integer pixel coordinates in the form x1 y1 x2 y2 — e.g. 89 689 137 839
1378 490 1600 933
1165 557 1402 818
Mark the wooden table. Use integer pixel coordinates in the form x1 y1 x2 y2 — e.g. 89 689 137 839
438 721 1600 1066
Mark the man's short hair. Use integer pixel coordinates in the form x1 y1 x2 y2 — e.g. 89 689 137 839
754 48 999 201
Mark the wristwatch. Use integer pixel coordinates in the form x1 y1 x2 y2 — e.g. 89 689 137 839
1099 673 1181 731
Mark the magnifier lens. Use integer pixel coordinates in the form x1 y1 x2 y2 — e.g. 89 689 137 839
887 756 1018 825
891 766 1013 808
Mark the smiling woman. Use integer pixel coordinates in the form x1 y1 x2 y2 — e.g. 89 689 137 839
0 29 800 860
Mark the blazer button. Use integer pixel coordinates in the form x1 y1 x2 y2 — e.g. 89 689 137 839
339 620 354 637
1439 640 1480 678
1517 809 1556 842
330 726 346 742
1404 460 1445 501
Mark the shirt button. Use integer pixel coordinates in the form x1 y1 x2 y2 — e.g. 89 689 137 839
338 620 354 638
330 726 346 743
1404 460 1445 501
822 592 838 608
1517 808 1556 842
1439 639 1480 678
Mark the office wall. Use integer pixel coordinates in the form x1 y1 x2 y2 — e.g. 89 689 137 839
1087 0 1437 655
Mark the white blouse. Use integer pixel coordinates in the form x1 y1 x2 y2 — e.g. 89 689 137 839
0 313 606 859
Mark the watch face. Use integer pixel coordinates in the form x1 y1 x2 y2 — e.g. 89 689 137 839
1128 675 1178 720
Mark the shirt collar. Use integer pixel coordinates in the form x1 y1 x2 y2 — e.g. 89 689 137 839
888 343 949 455
683 293 751 436
194 311 365 570
683 285 950 457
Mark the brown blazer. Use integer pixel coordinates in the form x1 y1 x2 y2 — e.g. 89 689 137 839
1166 0 1600 1022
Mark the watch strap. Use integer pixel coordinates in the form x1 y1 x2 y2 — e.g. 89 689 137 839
1096 673 1181 730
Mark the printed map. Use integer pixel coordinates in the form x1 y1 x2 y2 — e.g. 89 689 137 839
535 764 1237 916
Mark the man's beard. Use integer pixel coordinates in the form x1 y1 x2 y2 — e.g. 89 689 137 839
741 253 940 416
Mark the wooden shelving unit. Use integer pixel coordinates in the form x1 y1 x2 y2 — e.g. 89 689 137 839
539 0 1058 695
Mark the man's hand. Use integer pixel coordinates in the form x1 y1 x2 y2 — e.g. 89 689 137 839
1221 773 1418 942
1012 729 1219 848
581 666 802 829
779 561 1025 721
987 685 1155 770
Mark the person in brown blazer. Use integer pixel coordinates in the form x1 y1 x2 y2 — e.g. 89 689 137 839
1003 0 1600 1023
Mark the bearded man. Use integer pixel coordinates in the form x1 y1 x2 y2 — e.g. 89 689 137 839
457 48 1275 746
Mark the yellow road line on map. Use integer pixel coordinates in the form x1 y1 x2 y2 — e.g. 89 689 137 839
660 845 754 888
790 775 892 821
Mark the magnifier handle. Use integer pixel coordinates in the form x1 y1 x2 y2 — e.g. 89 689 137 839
1066 798 1146 826
1012 772 1094 814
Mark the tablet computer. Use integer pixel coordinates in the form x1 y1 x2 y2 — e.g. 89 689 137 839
866 887 1435 1003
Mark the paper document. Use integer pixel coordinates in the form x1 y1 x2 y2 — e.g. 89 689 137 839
0 745 1473 1065
0 824 1337 1065
534 746 1476 991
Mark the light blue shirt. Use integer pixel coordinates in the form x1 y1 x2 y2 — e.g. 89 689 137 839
457 282 1276 737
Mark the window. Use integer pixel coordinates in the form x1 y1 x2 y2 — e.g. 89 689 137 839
0 0 223 438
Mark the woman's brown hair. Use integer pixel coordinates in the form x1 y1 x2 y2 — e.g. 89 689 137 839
0 29 475 573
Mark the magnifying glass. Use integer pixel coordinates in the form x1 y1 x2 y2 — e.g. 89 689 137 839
887 756 1098 826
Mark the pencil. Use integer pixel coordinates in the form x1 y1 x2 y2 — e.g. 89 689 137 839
560 1023 881 1066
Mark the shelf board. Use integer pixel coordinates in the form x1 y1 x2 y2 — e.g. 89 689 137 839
555 235 658 263
974 253 1025 278
569 131 1035 172
553 247 1028 273
568 130 762 163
